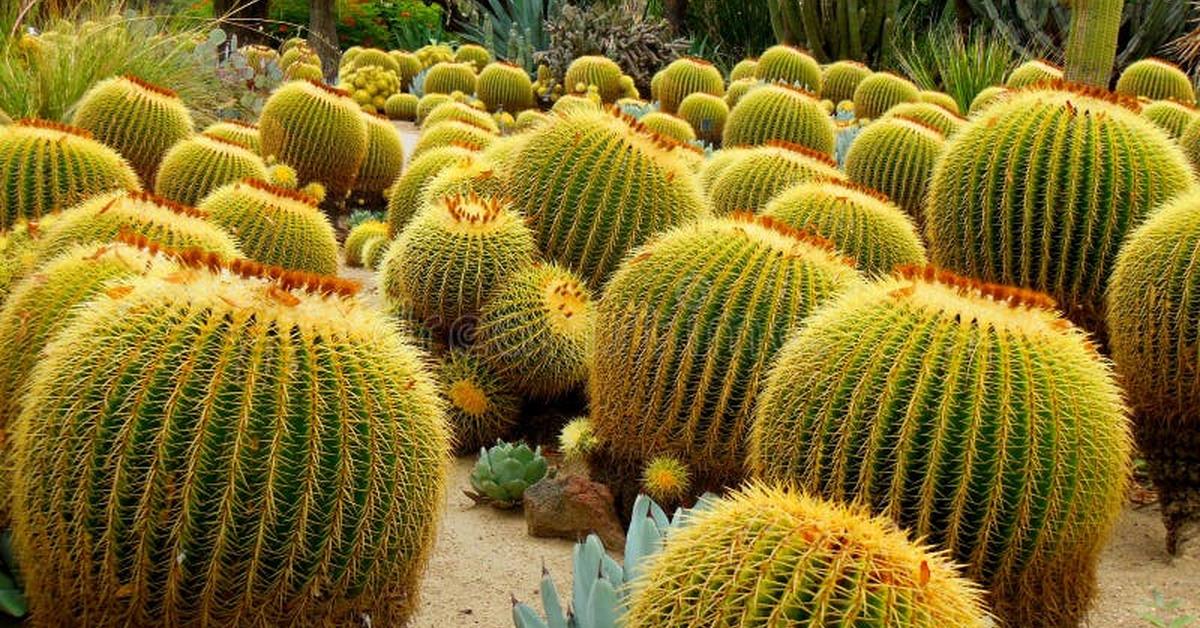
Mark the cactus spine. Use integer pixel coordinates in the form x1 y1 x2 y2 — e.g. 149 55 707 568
1116 58 1196 104
419 154 506 210
421 101 500 133
820 60 872 103
477 62 535 113
154 133 268 206
676 92 728 146
424 62 478 96
729 58 758 82
355 113 406 197
723 83 835 154
1143 99 1198 140
1006 60 1063 88
411 121 497 159
724 78 761 109
968 85 1011 114
1063 0 1124 87
437 349 520 455
202 120 261 153
564 56 624 103
638 112 696 144
385 145 476 237
844 116 945 224
385 93 419 121
652 57 725 115
879 101 966 137
454 44 493 72
752 45 822 93
919 90 961 114
852 72 920 120
345 219 389 267
708 142 845 215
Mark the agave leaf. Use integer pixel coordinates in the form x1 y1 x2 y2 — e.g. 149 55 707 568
513 600 550 628
524 456 548 483
501 479 530 499
578 577 620 628
0 572 25 618
538 569 569 628
571 535 603 614
598 552 623 588
494 458 527 483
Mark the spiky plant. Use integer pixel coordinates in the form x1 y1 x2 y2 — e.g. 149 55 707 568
820 60 871 104
550 94 602 115
279 44 319 71
879 101 967 137
1143 99 1199 139
259 80 369 202
411 121 497 159
381 194 536 327
416 94 454 123
477 62 534 113
344 48 402 75
723 83 835 154
590 214 863 489
37 190 241 263
564 56 624 103
419 154 506 209
10 247 449 627
729 58 758 81
852 71 920 120
639 456 690 507
385 93 420 121
968 85 1011 114
506 109 709 285
436 349 520 455
421 101 500 133
514 110 551 131
639 112 696 144
202 119 261 153
153 134 267 206
558 417 598 462
424 62 478 96
362 235 390 270
763 179 927 276
619 75 639 100
676 92 728 146
0 119 140 230
345 220 389 267
919 90 961 114
652 57 725 115
392 52 423 91
454 44 493 72
752 45 822 93
1006 59 1064 88
724 78 761 109
475 263 595 399
751 266 1132 627
708 141 845 215
697 146 753 193
284 62 324 82
385 144 476 237
845 116 945 224
416 44 455 68
1116 58 1196 104
1108 191 1200 555
71 75 194 184
354 113 406 198
627 484 991 627
199 179 338 274
926 84 1195 334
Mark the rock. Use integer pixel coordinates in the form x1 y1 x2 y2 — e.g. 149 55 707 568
523 473 625 551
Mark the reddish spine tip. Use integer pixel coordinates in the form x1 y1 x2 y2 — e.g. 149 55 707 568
15 118 95 139
893 264 1059 311
120 75 180 98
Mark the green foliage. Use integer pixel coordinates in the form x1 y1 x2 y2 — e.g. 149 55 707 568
457 0 564 72
708 142 844 215
852 71 920 120
844 116 945 223
200 179 338 274
437 350 521 455
424 62 478 95
154 133 267 206
723 84 835 154
752 44 821 93
820 60 871 103
1140 590 1198 628
1117 58 1196 104
469 441 548 508
385 144 476 237
889 18 1015 114
676 92 728 146
270 0 445 50
768 0 899 66
477 62 535 112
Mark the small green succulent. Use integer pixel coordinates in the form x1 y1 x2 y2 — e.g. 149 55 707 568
469 441 549 508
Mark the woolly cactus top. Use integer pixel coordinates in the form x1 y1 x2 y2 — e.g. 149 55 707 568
432 193 524 236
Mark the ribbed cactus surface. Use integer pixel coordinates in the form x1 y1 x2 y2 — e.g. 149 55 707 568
564 56 624 103
385 93 419 121
639 112 695 144
751 266 1132 627
968 86 1010 115
421 101 500 133
729 58 758 82
1006 60 1063 88
411 121 496 159
723 83 835 153
677 92 728 146
345 220 388 267
155 133 268 206
820 60 871 103
879 101 966 137
845 115 945 223
385 145 475 237
477 62 534 113
1143 99 1198 140
1117 59 1196 105
724 78 761 109
454 44 493 72
852 72 920 120
392 52 422 90
200 179 338 274
416 94 454 123
354 113 406 195
437 349 519 455
419 154 506 210
708 141 844 215
202 120 261 153
753 45 821 93
919 90 960 114
423 62 478 95
652 57 725 114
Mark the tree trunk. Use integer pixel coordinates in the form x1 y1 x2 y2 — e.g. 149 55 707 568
213 0 270 48
662 0 689 34
308 0 340 80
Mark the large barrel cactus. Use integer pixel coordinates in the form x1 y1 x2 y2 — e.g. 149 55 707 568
723 83 835 154
845 115 945 223
852 71 920 120
154 133 268 206
419 154 506 211
820 60 872 103
477 62 535 113
652 57 725 115
385 144 476 237
751 266 1132 627
72 75 194 184
424 62 478 96
708 141 844 215
590 214 864 489
1116 58 1196 104
507 110 708 285
1143 99 1198 140
926 84 1195 334
752 45 821 93
564 56 624 103
354 112 406 197
627 485 991 627
10 253 450 626
0 119 140 230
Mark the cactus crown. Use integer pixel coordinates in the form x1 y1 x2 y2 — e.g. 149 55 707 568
120 74 178 98
1018 79 1143 112
303 78 351 99
223 118 258 129
435 193 517 233
119 189 209 220
722 212 854 267
15 118 93 139
235 177 321 206
543 272 589 331
448 379 490 416
887 114 946 139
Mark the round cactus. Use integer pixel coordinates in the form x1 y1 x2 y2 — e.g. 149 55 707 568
454 44 493 72
844 115 945 223
550 94 602 115
639 112 696 144
385 93 420 121
879 101 966 137
10 254 449 627
202 119 261 153
71 75 194 183
558 417 597 462
853 71 920 120
1116 58 1195 104
919 89 960 114
424 62 478 96
385 144 476 237
968 85 1011 115
0 119 140 230
708 141 845 215
345 219 389 267
1006 59 1063 88
38 190 241 262
723 83 835 154
1143 99 1199 140
697 146 753 193
416 43 455 68
639 455 691 506
199 179 338 274
676 92 728 146
421 101 500 133
751 266 1132 627
343 47 401 75
724 77 761 109
1108 191 1200 555
411 120 496 159
564 56 624 103
507 109 709 284
475 263 595 399
0 109 10 125
279 36 308 55
514 109 551 131
652 57 725 114
381 194 536 327
259 80 369 201
926 84 1195 334
753 45 821 93
391 51 423 90
154 133 268 206
627 485 991 627
279 43 319 71
416 94 454 124
284 62 323 82
362 235 390 270
820 60 871 104
476 62 535 113
762 179 927 276
436 349 520 455
419 153 506 209
729 58 758 81
354 112 406 196
590 214 864 488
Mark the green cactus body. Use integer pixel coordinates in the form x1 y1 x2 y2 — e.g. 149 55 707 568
345 220 389 267
627 485 991 627
729 58 758 82
677 92 729 146
820 60 872 104
416 94 453 123
362 235 390 270
918 90 961 115
844 116 945 224
1143 99 1199 140
284 62 324 82
709 141 845 215
279 36 308 54
762 179 927 276
1116 58 1196 105
454 44 493 73
507 110 709 285
879 101 966 137
723 83 835 154
199 179 338 274
652 58 725 115
384 93 420 121
926 84 1195 334
421 101 500 133
751 267 1132 627
550 94 602 115
437 350 520 455
11 260 449 627
279 44 319 71
391 51 423 91
385 145 476 237
697 146 753 193
590 214 864 488
38 190 241 262
1108 191 1200 555
475 263 595 399
852 71 920 120
416 44 455 68
419 154 506 209
424 62 478 96
639 112 696 144
479 134 530 184
154 133 268 206
344 48 401 75
0 119 140 230
339 46 362 68
1063 0 1124 87
411 121 496 159
1007 60 1064 89
752 45 822 93
514 110 551 131
71 75 194 184
968 85 1012 115
202 120 261 153
259 80 369 201
724 78 761 109
355 113 406 196
563 56 624 103
381 194 536 327
619 75 639 100
477 62 535 113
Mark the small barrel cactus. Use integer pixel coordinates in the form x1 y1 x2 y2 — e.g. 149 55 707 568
1143 99 1199 140
697 146 753 193
1116 58 1195 104
477 62 535 113
454 43 493 72
354 112 406 197
550 94 602 115
723 83 835 154
640 455 691 507
416 43 455 68
345 219 389 267
879 100 966 137
417 93 454 123
423 62 478 95
1006 59 1063 88
968 85 1011 115
844 115 945 224
154 133 268 206
919 89 960 114
385 144 476 236
419 154 507 213
820 59 871 103
437 349 520 455
279 43 319 71
71 75 194 183
753 44 821 93
564 56 624 103
708 141 845 215
558 417 598 463
202 119 261 153
627 485 991 627
751 266 1132 627
421 101 500 133
729 58 758 81
638 112 696 144
284 62 323 82
724 77 761 109
362 235 390 270
852 71 920 120
468 441 548 508
411 120 496 159
652 57 725 114
385 92 420 121
514 109 550 131
676 92 728 146
392 51 423 90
